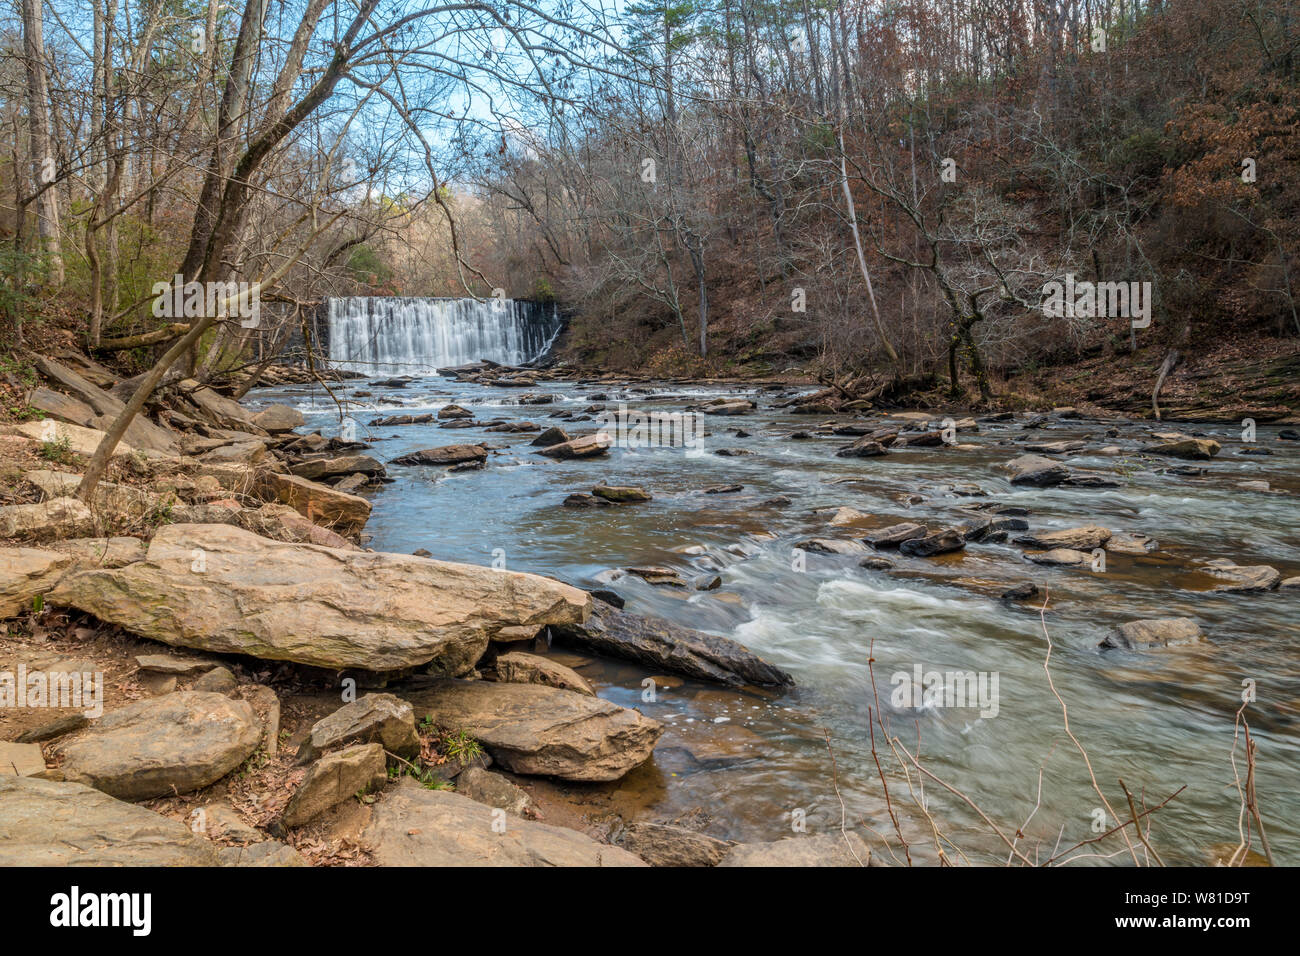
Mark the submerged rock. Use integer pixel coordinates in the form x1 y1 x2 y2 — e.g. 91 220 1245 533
1100 618 1203 650
864 522 927 548
1014 525 1112 551
899 529 965 557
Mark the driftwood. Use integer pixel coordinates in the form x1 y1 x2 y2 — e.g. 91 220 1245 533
92 323 190 352
1151 349 1181 421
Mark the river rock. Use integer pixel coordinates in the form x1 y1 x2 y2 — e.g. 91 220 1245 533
1205 562 1281 593
0 547 72 617
1001 454 1070 486
552 604 793 687
0 497 95 542
455 766 534 816
1105 531 1159 554
703 400 753 416
254 471 371 535
361 783 645 866
493 651 595 696
1001 582 1040 601
536 434 611 459
238 503 358 550
796 538 868 555
198 439 266 466
837 442 889 460
48 523 590 672
529 426 570 447
1100 617 1203 650
297 693 421 763
178 379 261 432
0 776 221 865
592 484 652 503
1024 548 1091 566
1023 440 1086 454
719 831 871 867
398 678 661 782
219 841 309 867
251 404 304 432
899 529 965 557
281 743 388 827
438 404 474 419
620 822 732 867
390 443 487 466
290 454 386 481
1014 525 1112 551
864 522 927 548
52 692 261 800
964 517 1028 543
1148 438 1220 460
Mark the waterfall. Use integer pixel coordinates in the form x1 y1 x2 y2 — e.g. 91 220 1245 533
326 297 562 375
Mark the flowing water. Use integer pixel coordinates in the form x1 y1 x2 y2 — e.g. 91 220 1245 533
250 349 1300 865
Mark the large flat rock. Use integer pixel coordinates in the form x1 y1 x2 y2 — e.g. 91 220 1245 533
53 691 262 800
0 776 221 865
398 678 661 782
0 546 73 618
362 784 645 866
49 523 590 672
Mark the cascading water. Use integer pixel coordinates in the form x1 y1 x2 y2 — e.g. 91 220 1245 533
327 297 562 375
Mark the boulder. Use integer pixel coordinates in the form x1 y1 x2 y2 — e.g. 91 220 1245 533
620 823 732 867
1147 438 1220 460
899 529 965 557
529 426 570 447
592 484 652 503
178 379 261 432
536 434 611 459
493 651 595 696
0 497 95 542
398 678 661 782
455 766 534 816
1100 618 1203 650
1001 454 1070 486
254 471 371 535
1023 440 1086 454
0 547 72 617
0 776 221 866
552 604 793 687
389 444 487 466
1205 563 1281 593
218 842 309 867
49 524 590 672
52 692 262 800
702 400 752 416
864 523 928 548
281 743 387 827
44 536 147 568
16 420 136 459
193 666 238 694
361 784 645 866
835 439 889 459
1014 526 1112 551
237 503 358 550
197 440 266 466
251 404 304 433
438 404 474 420
0 741 46 777
289 454 386 481
297 693 420 763
31 355 179 454
719 832 871 867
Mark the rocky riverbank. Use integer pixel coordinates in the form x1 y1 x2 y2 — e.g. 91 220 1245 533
0 351 815 867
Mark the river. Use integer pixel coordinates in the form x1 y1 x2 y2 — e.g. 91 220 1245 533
248 372 1300 865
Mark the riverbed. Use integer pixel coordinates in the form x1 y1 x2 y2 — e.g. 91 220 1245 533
248 374 1300 865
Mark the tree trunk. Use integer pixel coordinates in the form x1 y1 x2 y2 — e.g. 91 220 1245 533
20 0 63 284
